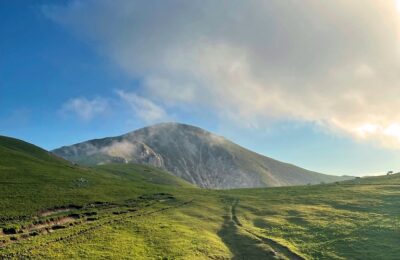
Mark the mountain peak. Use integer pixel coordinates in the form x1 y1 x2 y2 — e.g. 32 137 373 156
127 122 217 137
53 123 351 189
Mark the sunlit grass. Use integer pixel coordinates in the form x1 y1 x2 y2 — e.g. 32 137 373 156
1 136 399 259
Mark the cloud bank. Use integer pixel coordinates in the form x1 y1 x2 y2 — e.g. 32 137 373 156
117 90 169 123
61 97 109 121
46 0 400 148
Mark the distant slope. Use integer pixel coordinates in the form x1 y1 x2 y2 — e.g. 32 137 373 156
0 135 193 217
95 163 195 188
53 123 352 189
343 172 400 185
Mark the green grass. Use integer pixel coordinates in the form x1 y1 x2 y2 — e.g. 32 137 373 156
1 136 399 259
0 136 195 218
222 178 400 259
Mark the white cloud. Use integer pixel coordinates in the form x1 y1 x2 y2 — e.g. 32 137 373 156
61 97 109 120
46 0 400 148
117 90 168 123
101 140 135 160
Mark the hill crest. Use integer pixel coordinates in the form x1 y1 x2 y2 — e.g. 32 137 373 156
53 122 352 188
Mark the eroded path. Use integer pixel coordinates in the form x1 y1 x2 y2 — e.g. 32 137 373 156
0 193 193 259
219 198 305 260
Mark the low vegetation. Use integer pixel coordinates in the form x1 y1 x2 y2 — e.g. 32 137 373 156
1 136 399 259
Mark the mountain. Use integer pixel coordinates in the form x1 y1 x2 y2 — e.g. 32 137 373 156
52 123 351 188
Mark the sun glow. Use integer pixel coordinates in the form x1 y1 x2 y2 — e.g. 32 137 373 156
383 124 400 140
356 124 380 137
353 123 400 147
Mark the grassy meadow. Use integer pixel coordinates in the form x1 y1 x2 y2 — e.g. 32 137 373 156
1 136 399 259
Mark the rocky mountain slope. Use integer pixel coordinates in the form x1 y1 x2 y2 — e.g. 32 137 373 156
53 123 352 188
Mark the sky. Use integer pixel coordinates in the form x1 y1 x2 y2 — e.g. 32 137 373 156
1 0 400 176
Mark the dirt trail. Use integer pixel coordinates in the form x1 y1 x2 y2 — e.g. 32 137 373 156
28 216 75 231
39 209 72 217
222 199 305 260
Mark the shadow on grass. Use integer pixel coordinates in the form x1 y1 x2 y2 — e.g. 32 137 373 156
217 215 277 259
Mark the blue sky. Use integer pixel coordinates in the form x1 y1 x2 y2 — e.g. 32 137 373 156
1 1 142 147
1 1 400 176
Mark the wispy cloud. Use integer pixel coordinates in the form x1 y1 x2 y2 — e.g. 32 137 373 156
117 90 168 123
61 97 109 121
46 0 400 148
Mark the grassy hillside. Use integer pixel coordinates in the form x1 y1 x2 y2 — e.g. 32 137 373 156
95 164 195 188
0 136 194 218
1 136 399 259
223 174 400 259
